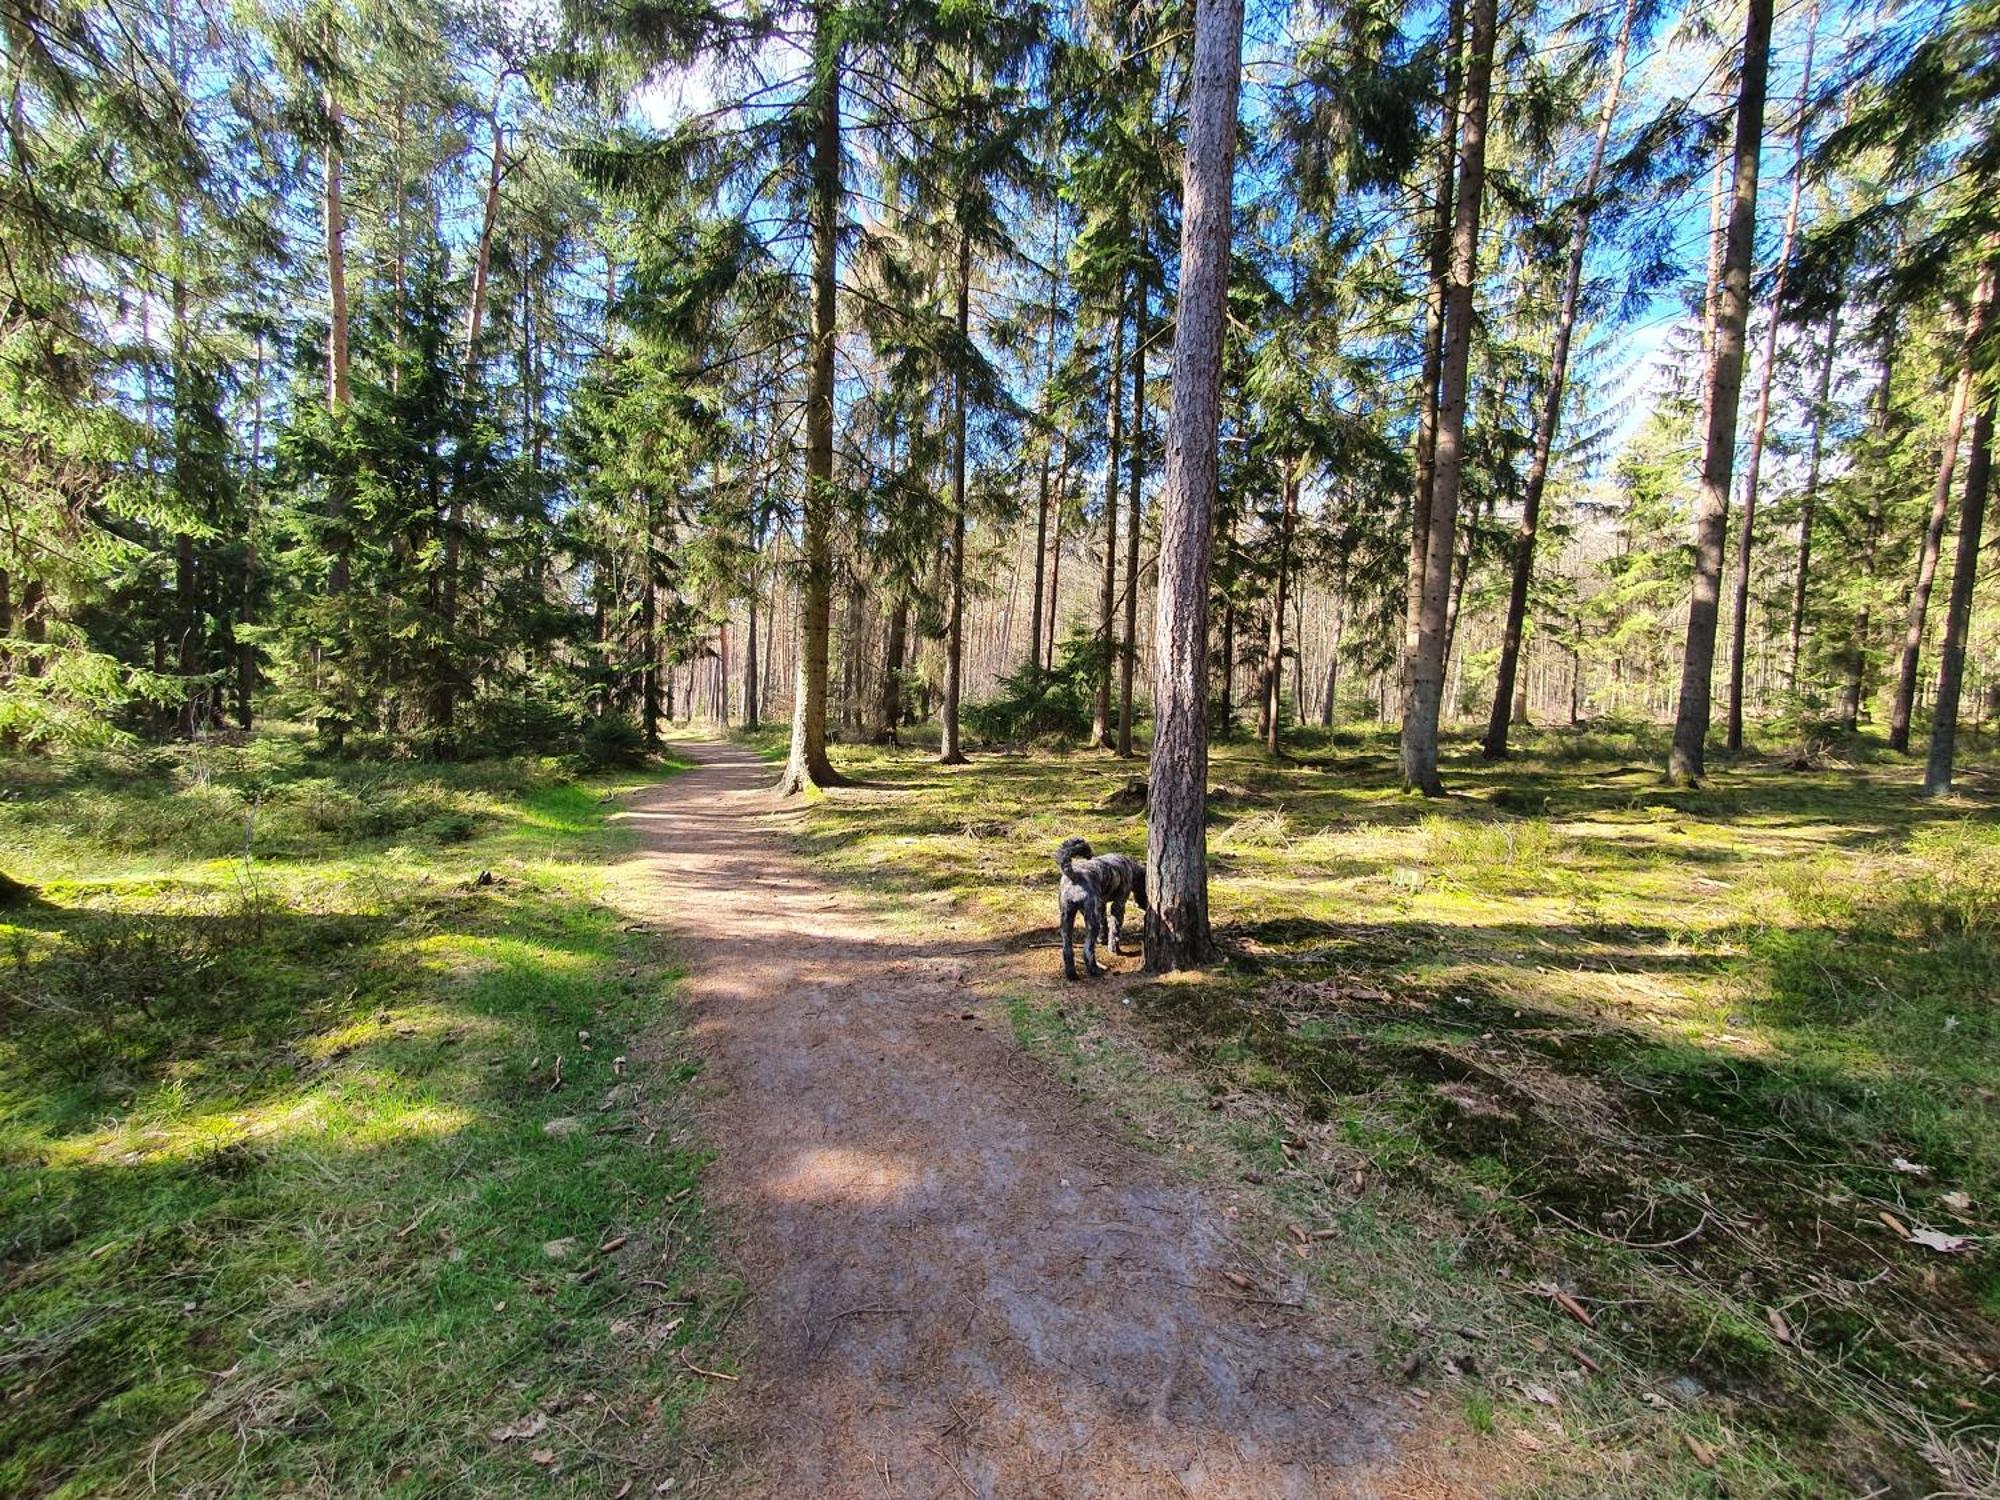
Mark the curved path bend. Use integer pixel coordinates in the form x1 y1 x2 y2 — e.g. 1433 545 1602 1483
613 740 1424 1499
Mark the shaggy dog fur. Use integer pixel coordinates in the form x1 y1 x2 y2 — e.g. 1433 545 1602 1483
1056 836 1149 980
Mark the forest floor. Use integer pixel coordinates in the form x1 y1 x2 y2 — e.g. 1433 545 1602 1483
0 734 735 1498
728 716 2000 1499
611 738 1508 1498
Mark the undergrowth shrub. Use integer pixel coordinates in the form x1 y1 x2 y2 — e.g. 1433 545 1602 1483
965 636 1103 743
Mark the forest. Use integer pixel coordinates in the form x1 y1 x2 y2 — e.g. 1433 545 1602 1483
4 0 1999 1494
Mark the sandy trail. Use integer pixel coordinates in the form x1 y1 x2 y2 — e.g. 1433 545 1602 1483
613 740 1408 1498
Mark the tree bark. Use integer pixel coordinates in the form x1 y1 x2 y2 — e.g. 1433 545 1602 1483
779 7 844 794
745 557 761 729
1840 337 1898 728
1725 0 1816 750
1667 0 1772 785
1045 441 1066 669
323 17 351 601
876 595 906 743
1092 288 1125 748
941 228 972 764
1029 253 1059 672
1787 295 1841 692
1484 0 1634 758
1261 460 1299 755
1144 0 1243 974
1405 0 1465 719
1117 260 1147 758
1922 397 1995 796
1400 0 1496 795
1889 254 1996 751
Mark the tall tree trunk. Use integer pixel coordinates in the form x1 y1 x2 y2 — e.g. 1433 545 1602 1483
1400 0 1496 795
1405 0 1466 718
1218 510 1236 726
779 9 843 794
1667 0 1772 785
876 596 906 743
1319 571 1345 729
1787 295 1842 691
1261 460 1299 755
1889 254 1997 751
1144 0 1243 973
641 499 661 748
1922 397 1996 796
1117 261 1146 758
1029 255 1059 672
941 229 971 764
323 22 351 601
1840 338 1898 727
745 564 761 729
1046 444 1065 669
1725 0 1817 750
1483 0 1634 758
1092 288 1125 748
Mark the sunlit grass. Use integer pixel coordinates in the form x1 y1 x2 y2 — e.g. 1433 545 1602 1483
0 739 723 1498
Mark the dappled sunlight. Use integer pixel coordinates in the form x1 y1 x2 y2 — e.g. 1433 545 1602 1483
759 1145 922 1206
34 1087 478 1170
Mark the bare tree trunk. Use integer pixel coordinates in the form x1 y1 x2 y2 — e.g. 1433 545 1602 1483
323 19 351 602
641 502 661 748
238 329 264 731
1261 461 1299 755
1725 0 1816 751
1092 288 1125 748
1400 0 1496 795
1218 511 1236 727
1046 445 1065 668
744 549 761 729
1029 255 1059 673
1118 261 1147 758
1787 295 1842 691
1319 562 1346 729
1923 397 1996 796
1483 0 1633 758
1840 341 1897 728
779 9 843 794
1890 254 1996 751
1144 0 1243 974
876 596 906 743
1405 0 1465 719
942 229 971 763
1667 0 1772 785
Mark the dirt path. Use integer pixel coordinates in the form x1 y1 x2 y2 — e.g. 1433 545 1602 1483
613 741 1415 1498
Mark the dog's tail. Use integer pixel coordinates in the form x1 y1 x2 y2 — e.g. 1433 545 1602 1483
1056 836 1092 873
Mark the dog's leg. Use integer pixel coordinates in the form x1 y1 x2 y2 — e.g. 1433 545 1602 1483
1109 896 1126 954
1062 899 1079 981
1084 894 1104 976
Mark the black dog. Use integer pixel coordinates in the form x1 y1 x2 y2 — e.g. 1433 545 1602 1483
1057 836 1149 980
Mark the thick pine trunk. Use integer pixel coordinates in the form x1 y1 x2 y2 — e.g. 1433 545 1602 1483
1667 0 1772 785
1922 398 1996 796
1889 255 1996 751
1092 290 1125 748
1484 0 1634 758
779 11 843 794
1144 0 1243 973
942 231 971 763
1787 296 1842 691
1400 0 1496 795
1725 1 1816 750
1118 263 1147 758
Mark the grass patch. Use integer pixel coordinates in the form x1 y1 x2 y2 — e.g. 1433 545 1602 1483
758 716 2000 1498
1 734 723 1498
